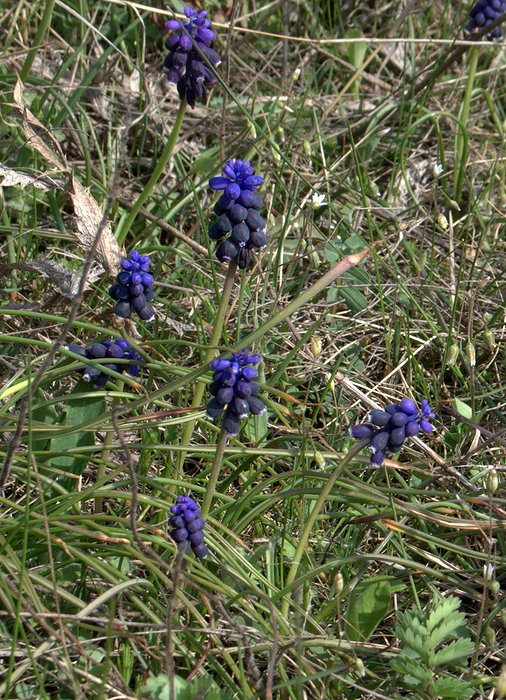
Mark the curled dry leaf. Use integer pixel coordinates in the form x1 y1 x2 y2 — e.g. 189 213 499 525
0 260 102 299
11 79 122 279
0 165 62 191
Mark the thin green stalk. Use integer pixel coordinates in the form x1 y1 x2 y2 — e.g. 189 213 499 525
118 100 187 245
201 428 228 519
175 259 238 475
20 0 57 84
281 442 366 619
454 46 479 201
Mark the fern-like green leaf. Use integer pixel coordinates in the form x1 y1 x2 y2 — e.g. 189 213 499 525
400 625 433 664
429 676 474 699
395 610 432 663
427 596 467 648
433 638 474 668
390 654 433 685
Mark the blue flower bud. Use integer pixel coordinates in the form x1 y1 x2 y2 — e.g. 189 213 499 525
216 239 238 262
223 410 240 436
231 222 250 246
247 396 266 415
405 421 420 437
206 397 225 420
390 412 409 427
399 398 417 415
248 230 267 249
368 410 391 426
349 424 374 440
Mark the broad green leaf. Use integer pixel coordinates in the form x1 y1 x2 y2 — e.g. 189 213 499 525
45 380 105 487
191 676 235 700
346 28 367 70
344 234 368 254
340 286 368 312
141 674 191 700
433 638 474 668
325 240 343 266
15 684 39 699
452 398 473 420
429 677 474 699
29 392 59 453
191 146 221 176
345 578 391 641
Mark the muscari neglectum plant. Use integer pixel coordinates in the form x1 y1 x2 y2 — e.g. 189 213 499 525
175 158 266 477
206 349 266 437
164 6 221 108
67 338 142 388
349 397 436 467
169 495 208 559
118 6 221 245
63 6 440 570
109 249 155 322
208 159 266 269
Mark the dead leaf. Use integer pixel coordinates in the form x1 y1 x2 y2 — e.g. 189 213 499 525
0 259 102 299
0 165 62 191
11 78 122 279
12 80 67 170
70 175 122 278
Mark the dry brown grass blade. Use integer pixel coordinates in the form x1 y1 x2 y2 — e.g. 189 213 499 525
11 78 122 279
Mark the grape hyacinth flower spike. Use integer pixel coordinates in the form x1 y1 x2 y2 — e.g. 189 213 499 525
466 0 506 38
164 6 221 108
206 349 266 436
208 159 266 269
169 495 208 558
66 338 142 388
109 250 155 322
349 397 436 467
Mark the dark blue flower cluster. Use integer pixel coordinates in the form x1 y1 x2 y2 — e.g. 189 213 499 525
208 160 266 269
466 0 506 38
350 398 436 467
206 349 266 436
169 495 208 558
109 250 155 322
164 7 221 108
67 338 142 388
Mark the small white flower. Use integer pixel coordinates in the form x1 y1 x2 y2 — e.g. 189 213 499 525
483 563 494 580
311 193 326 210
433 163 444 177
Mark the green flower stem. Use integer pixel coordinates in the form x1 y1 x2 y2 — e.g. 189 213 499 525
20 0 57 84
201 427 228 520
281 442 366 619
175 259 238 475
454 46 479 201
118 100 187 246
95 382 124 513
